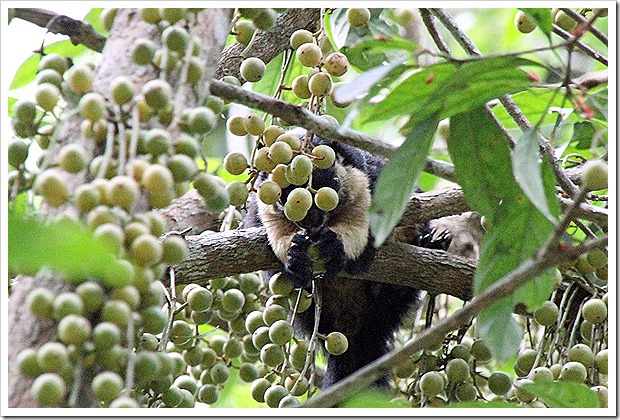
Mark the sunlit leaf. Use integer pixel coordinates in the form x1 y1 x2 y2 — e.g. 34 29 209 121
84 8 106 36
521 381 600 408
370 113 440 247
343 36 416 71
8 212 129 288
340 389 402 408
513 130 557 223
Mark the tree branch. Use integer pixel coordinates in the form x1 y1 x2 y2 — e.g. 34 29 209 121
11 8 106 52
174 227 476 302
209 79 456 182
215 8 321 81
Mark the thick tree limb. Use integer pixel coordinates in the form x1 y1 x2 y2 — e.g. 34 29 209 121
174 227 476 301
11 8 106 52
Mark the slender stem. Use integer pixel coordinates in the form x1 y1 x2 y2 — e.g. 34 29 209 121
419 9 451 55
559 8 607 46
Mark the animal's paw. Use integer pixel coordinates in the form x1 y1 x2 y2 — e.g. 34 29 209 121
416 226 452 251
316 227 347 277
285 233 314 288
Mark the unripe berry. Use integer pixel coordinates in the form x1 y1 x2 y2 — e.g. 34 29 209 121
296 43 322 67
269 141 293 164
240 57 266 82
65 64 93 94
347 8 371 27
34 169 68 207
419 371 444 397
39 53 68 75
131 38 156 65
582 298 607 324
581 159 608 191
142 79 172 111
311 144 336 169
325 331 348 356
224 152 249 175
227 115 248 136
253 8 277 31
553 8 578 31
162 26 189 53
263 125 286 146
253 147 276 172
35 83 60 112
31 373 66 406
235 20 256 45
226 181 249 206
258 181 282 205
110 76 135 105
515 10 536 33
314 187 339 211
79 92 106 121
8 139 29 168
308 72 332 97
244 113 265 136
290 29 314 49
292 75 312 99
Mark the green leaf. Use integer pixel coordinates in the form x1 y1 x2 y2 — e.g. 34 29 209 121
8 212 129 288
572 121 596 149
448 107 518 217
369 113 440 247
476 298 523 363
328 8 350 50
492 88 574 129
340 389 402 408
520 8 553 37
521 382 600 408
513 130 557 223
8 97 17 117
83 8 106 36
9 54 40 91
343 36 417 71
445 400 522 408
332 61 406 106
365 56 542 126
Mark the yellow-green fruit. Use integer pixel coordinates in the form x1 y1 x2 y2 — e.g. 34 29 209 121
308 72 333 97
34 170 68 207
194 172 224 198
14 100 37 123
142 79 172 111
347 8 371 27
276 133 302 150
110 76 135 105
582 298 607 324
235 20 256 45
514 379 535 402
167 154 198 183
269 141 293 165
488 371 512 395
35 83 60 112
325 331 348 356
270 165 290 189
142 164 173 194
419 371 444 397
553 9 578 31
250 378 271 403
568 343 594 367
253 8 277 31
138 8 162 24
560 361 587 383
226 181 249 206
314 187 339 211
162 25 189 53
323 52 349 77
203 188 230 213
240 57 266 83
31 373 66 406
36 342 69 372
296 43 322 67
36 69 62 87
79 92 106 121
514 10 536 33
131 38 157 65
160 8 188 24
39 53 68 75
263 125 285 146
595 349 608 375
189 107 217 134
268 320 294 345
581 159 608 191
131 234 163 266
8 139 29 168
161 235 189 265
224 152 249 175
286 187 312 213
107 175 139 209
92 371 123 403
58 314 91 346
586 248 607 268
292 75 312 99
311 144 336 169
100 8 118 32
534 300 559 326
227 115 248 136
290 29 314 49
27 287 55 319
287 154 313 182
257 181 282 205
94 223 124 254
254 147 276 172
244 113 265 136
58 144 87 173
65 64 94 94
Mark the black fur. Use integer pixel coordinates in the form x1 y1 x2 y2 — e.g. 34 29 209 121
245 133 451 388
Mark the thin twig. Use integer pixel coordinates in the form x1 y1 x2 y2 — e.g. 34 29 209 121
419 9 451 55
559 8 608 46
551 24 608 66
